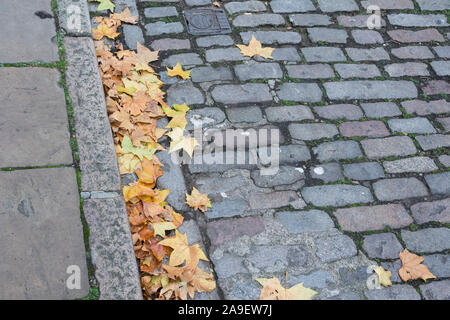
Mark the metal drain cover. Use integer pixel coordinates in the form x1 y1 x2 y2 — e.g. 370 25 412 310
184 9 231 35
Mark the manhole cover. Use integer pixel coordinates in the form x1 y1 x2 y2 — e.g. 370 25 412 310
183 9 231 35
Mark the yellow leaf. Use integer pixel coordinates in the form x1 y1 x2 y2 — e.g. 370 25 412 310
162 103 190 130
398 249 436 282
167 62 192 80
159 231 208 269
186 187 212 213
236 35 274 59
374 266 392 287
151 221 176 238
255 277 317 300
111 7 138 24
92 20 120 40
166 127 199 158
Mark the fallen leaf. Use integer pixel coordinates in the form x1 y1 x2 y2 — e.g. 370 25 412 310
92 20 120 40
166 127 199 158
256 277 317 300
167 62 192 80
122 135 156 161
162 103 190 130
111 6 138 24
186 187 212 213
92 0 115 12
213 1 221 7
374 266 392 287
236 35 274 59
398 249 436 282
151 221 176 238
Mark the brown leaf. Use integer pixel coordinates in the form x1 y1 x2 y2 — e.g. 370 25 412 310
398 249 436 282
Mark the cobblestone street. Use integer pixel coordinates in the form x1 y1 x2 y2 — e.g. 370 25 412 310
110 0 449 300
0 0 449 300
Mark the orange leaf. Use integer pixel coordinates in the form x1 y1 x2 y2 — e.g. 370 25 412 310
398 249 436 282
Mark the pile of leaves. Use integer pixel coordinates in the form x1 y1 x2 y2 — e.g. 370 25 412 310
93 7 215 299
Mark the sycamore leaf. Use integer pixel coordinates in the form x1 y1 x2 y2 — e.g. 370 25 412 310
118 153 141 174
186 187 212 213
159 231 208 269
122 135 156 161
93 0 115 12
398 249 436 282
162 103 190 130
236 35 274 59
123 181 158 203
92 21 120 40
111 7 138 24
135 158 163 187
374 266 392 287
135 42 159 72
167 62 192 80
213 1 221 7
166 127 199 158
256 277 317 300
151 221 176 238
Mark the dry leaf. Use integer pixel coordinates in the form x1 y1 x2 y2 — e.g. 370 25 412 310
256 277 317 300
111 7 138 24
92 21 120 40
374 266 392 287
236 35 274 59
167 62 192 80
398 249 436 282
186 187 212 213
166 127 199 158
213 1 221 7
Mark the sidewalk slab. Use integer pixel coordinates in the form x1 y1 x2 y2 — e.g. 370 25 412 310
0 167 89 299
0 67 73 168
0 0 59 63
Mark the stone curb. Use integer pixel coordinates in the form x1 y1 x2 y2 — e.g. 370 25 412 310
61 1 142 299
58 0 92 37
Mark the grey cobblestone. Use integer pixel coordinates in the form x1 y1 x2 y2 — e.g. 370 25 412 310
265 105 314 122
289 123 338 141
337 15 385 28
302 184 373 207
416 134 450 151
420 281 450 300
162 53 203 67
343 162 385 181
151 38 190 51
314 104 363 120
302 47 347 62
196 35 234 47
385 63 429 77
234 62 283 81
211 84 272 104
206 48 247 62
226 106 263 124
425 172 450 195
439 155 450 167
270 0 315 13
411 198 450 224
373 178 428 201
277 83 323 102
310 163 343 183
313 141 363 161
233 14 285 27
317 0 358 12
346 48 390 61
290 14 331 26
191 66 233 83
286 64 335 79
224 1 266 14
361 0 414 9
308 28 348 44
433 46 450 59
402 228 450 253
334 64 381 79
324 81 418 100
391 46 435 59
361 102 402 118
276 210 335 234
145 21 184 36
251 166 305 188
388 118 436 134
383 157 438 174
388 14 448 27
240 31 302 45
431 61 450 76
144 6 178 18
315 235 357 263
361 136 417 159
416 0 450 10
365 285 420 300
351 30 384 45
423 255 450 278
402 100 450 116
363 233 404 259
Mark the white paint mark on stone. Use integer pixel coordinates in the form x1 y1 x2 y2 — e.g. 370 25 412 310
314 166 325 175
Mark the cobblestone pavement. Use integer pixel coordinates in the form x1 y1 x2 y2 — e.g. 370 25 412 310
103 0 450 300
0 0 90 299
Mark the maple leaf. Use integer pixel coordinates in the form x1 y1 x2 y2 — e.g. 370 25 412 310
213 1 221 7
135 158 163 187
118 153 141 174
159 231 209 270
123 181 158 203
162 103 190 130
166 127 199 158
186 187 212 213
256 278 317 300
110 6 138 24
92 0 115 12
151 221 176 238
398 249 436 282
92 21 120 40
374 266 392 287
122 135 156 161
167 62 192 80
236 35 274 59
135 42 159 72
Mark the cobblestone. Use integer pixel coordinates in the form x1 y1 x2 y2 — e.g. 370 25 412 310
224 1 266 14
343 162 385 181
196 35 234 48
433 46 450 59
144 6 177 18
385 63 429 77
226 106 263 124
336 204 412 232
411 198 450 224
275 210 334 234
340 121 390 137
402 100 450 116
233 14 285 27
416 0 450 10
388 118 436 134
234 62 283 81
151 38 190 51
388 29 445 43
317 0 358 12
145 21 184 36
425 172 450 195
302 47 347 62
206 48 247 62
270 0 315 13
265 105 314 122
383 157 438 174
334 64 381 79
365 285 420 300
402 228 450 253
315 235 357 263
289 123 338 141
286 64 335 79
302 184 373 207
346 48 390 61
313 141 363 161
277 83 323 102
310 163 343 183
363 233 404 259
391 46 435 60
324 81 418 100
290 14 332 26
388 14 448 27
240 31 302 45
314 104 363 120
420 281 450 300
308 28 348 44
416 134 450 150
373 178 429 201
211 84 272 104
423 255 450 278
360 102 402 118
361 136 417 159
431 61 450 76
351 30 384 45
